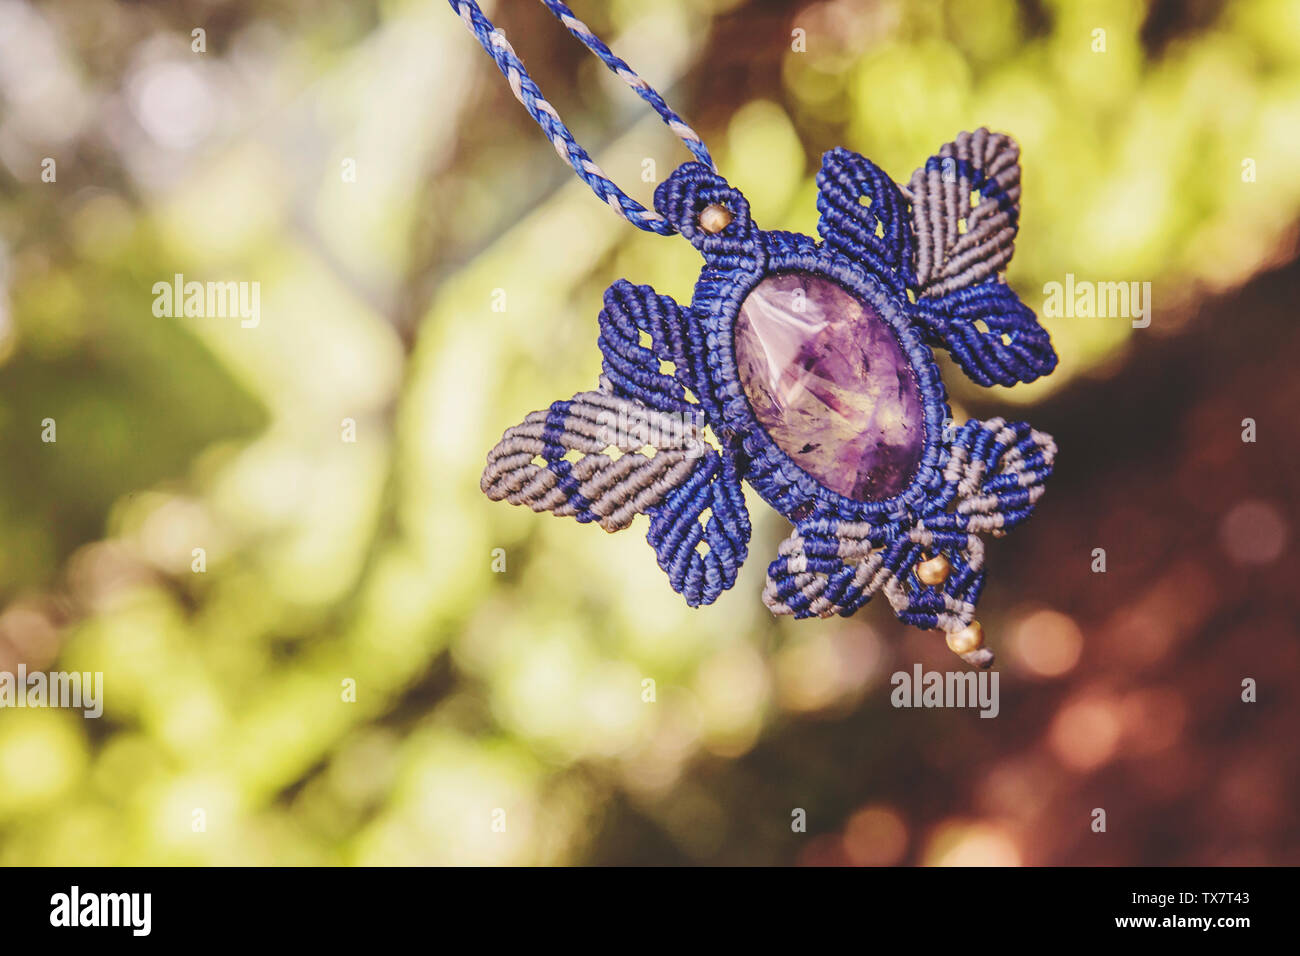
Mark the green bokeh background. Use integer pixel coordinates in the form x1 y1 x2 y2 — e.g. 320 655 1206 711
2 0 1298 865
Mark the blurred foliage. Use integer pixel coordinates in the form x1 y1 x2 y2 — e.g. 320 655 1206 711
0 0 1298 864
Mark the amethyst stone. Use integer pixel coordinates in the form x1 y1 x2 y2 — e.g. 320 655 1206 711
733 272 925 501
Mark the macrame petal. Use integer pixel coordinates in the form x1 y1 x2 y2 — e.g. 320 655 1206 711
597 279 714 413
904 128 1022 296
914 279 1058 386
901 129 1057 386
762 515 898 619
898 416 1056 637
646 450 751 606
762 516 990 669
815 147 914 288
765 417 1056 646
924 417 1057 535
481 389 703 532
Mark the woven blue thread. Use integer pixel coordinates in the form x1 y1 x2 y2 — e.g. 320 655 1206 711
646 452 751 606
915 280 1058 386
541 1 714 169
479 139 1057 629
448 0 711 236
540 400 572 458
541 400 598 523
589 278 751 606
907 139 1059 386
652 159 951 524
763 417 1054 623
597 280 694 412
816 146 915 289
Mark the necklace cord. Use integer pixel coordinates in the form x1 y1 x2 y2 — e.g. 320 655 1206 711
448 0 715 236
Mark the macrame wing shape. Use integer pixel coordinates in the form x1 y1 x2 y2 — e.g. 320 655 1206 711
902 129 1057 386
815 147 914 292
760 515 983 633
647 450 750 606
481 390 700 532
597 279 715 415
764 417 1056 631
485 279 751 606
594 279 750 604
762 514 900 620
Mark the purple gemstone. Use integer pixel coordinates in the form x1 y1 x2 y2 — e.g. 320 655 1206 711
733 272 924 501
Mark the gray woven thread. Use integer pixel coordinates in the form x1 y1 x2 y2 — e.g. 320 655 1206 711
761 526 978 625
904 128 1021 297
481 389 699 532
762 418 1056 626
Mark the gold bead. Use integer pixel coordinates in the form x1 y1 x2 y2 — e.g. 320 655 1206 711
945 621 984 656
698 203 733 234
915 554 951 587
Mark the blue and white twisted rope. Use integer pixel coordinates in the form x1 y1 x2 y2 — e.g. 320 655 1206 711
448 0 715 236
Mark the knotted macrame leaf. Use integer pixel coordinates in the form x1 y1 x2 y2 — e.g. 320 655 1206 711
597 279 715 415
764 417 1056 645
904 128 1021 297
900 129 1057 386
646 449 750 606
761 514 897 619
914 279 1058 387
481 389 704 532
815 147 914 287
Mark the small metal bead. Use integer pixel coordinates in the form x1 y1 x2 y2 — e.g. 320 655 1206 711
915 554 951 587
698 203 733 234
945 621 984 656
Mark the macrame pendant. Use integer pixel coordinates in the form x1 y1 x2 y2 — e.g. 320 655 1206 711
483 133 1058 666
453 3 1058 667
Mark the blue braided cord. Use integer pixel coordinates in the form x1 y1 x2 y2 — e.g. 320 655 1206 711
448 0 712 236
540 0 714 169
